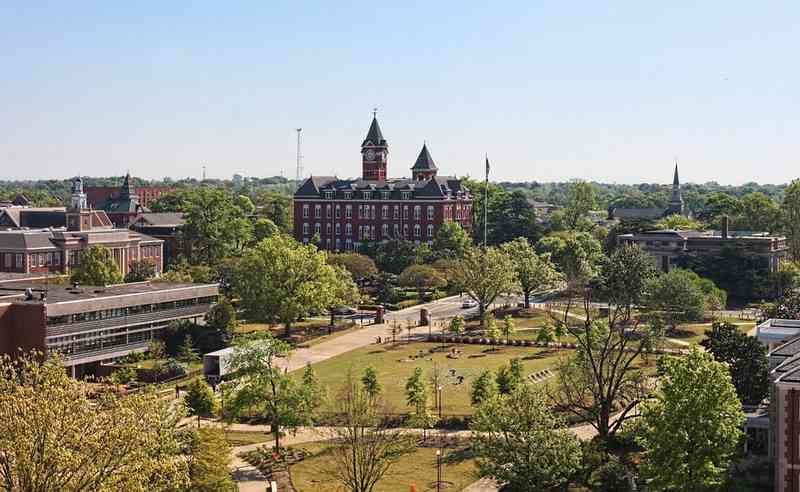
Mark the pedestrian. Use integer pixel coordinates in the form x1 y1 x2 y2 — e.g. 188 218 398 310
175 385 180 399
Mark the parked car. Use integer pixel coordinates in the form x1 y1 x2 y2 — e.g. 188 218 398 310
461 299 478 309
331 306 357 316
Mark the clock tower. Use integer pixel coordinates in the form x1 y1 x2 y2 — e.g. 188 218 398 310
361 113 388 181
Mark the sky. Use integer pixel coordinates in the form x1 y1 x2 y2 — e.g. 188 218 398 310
1 1 798 184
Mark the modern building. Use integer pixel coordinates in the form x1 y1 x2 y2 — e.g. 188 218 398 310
617 218 787 273
292 115 473 251
0 281 218 378
610 165 687 221
0 178 164 277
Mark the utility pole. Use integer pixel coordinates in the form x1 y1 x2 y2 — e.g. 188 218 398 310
295 128 303 189
201 164 206 182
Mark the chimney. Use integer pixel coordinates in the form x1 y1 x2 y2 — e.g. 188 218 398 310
721 215 730 239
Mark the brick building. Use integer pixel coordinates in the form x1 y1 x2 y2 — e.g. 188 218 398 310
86 179 174 211
293 115 472 250
0 177 164 277
95 173 148 227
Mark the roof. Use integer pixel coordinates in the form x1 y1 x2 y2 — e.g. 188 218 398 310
134 212 186 227
0 230 59 251
294 175 469 200
204 346 236 358
0 207 67 228
411 144 438 171
98 197 146 214
362 116 386 147
757 319 800 344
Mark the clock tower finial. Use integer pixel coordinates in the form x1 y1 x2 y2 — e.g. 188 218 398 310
361 112 388 181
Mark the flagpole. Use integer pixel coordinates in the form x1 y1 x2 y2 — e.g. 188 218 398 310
483 154 489 249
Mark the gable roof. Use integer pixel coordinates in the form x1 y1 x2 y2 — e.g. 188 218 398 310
411 144 438 171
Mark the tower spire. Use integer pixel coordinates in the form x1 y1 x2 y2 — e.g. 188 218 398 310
668 159 685 216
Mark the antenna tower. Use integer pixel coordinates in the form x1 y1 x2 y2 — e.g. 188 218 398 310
295 128 303 186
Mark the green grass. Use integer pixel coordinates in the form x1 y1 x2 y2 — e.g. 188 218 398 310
224 430 272 447
299 341 564 416
290 442 479 492
667 321 756 345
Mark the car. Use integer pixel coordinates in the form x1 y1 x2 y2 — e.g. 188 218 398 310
331 306 357 316
461 299 478 309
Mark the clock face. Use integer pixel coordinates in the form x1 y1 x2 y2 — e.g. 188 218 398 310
365 149 376 161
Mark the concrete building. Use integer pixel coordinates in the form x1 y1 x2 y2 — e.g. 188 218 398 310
0 281 218 378
292 115 472 251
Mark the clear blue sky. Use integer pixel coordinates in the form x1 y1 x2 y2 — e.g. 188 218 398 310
1 1 798 184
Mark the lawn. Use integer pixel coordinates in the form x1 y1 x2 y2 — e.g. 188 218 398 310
667 320 756 345
290 442 479 492
224 430 272 447
299 341 565 416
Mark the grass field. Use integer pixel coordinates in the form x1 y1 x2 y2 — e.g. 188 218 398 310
290 442 479 492
224 430 272 447
300 341 565 416
668 320 756 345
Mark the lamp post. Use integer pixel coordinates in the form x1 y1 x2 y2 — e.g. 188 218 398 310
436 449 442 492
437 386 443 420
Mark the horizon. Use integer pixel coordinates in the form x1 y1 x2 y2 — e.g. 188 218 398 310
2 2 798 184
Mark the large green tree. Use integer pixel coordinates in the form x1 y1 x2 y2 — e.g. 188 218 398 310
598 243 657 322
186 427 236 492
0 353 189 491
783 179 800 260
740 192 782 233
470 385 582 491
328 252 378 280
451 246 517 324
638 348 745 491
398 264 447 300
232 234 358 336
182 187 254 265
226 333 321 449
702 321 769 405
643 269 714 331
501 237 562 308
432 221 472 258
70 245 124 286
559 180 598 231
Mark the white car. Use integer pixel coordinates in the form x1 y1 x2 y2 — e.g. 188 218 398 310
461 299 478 309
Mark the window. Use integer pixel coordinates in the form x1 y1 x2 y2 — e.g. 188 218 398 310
4 253 10 268
393 206 399 219
370 226 376 240
370 205 375 219
302 223 309 236
336 238 341 250
326 223 332 236
346 223 352 236
335 205 341 219
326 205 332 218
15 254 23 269
335 223 341 235
402 192 411 200
302 204 309 218
345 205 352 219
427 206 435 220
456 207 462 220
382 191 390 200
363 191 371 200
382 224 389 238
414 224 421 237
427 224 434 237
403 224 409 238
382 205 389 219
315 205 321 218
343 192 352 199
403 206 409 219
54 253 60 266
314 223 321 235
324 191 334 200
414 206 421 220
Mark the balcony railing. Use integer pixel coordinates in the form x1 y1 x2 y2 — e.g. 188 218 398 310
47 304 212 337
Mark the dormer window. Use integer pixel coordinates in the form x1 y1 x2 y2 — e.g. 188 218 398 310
363 191 371 200
343 192 352 200
324 191 334 200
402 192 412 200
382 191 390 200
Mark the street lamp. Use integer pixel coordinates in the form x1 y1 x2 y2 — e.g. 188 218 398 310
437 386 443 420
436 449 442 492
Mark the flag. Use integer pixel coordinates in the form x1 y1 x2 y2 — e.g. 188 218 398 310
485 156 490 179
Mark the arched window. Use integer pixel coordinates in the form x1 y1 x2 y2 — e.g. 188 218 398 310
427 224 434 237
382 224 389 238
427 206 435 220
414 224 421 237
302 223 309 236
314 223 321 235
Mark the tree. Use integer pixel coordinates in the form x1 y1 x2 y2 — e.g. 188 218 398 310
405 367 428 411
643 269 717 331
253 217 279 242
326 372 413 492
496 358 524 395
125 258 156 282
148 338 167 359
466 180 542 246
184 377 217 417
432 221 472 258
598 244 657 322
485 315 499 339
232 234 358 336
252 190 293 233
740 192 782 232
470 385 582 491
761 289 800 320
451 246 517 325
699 192 742 225
701 321 769 405
70 245 123 286
149 189 193 213
0 352 189 491
470 369 497 406
177 334 199 363
182 187 254 265
368 239 424 274
501 315 515 341
785 180 800 261
398 264 447 300
449 315 465 336
536 324 556 344
501 237 562 308
186 427 236 492
302 363 327 414
226 333 319 449
560 180 598 231
361 367 382 399
204 296 238 346
328 252 378 280
638 348 745 491
655 214 705 230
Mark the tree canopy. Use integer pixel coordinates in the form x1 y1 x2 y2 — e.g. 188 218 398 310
702 321 769 405
450 246 517 323
182 187 254 265
501 237 562 308
70 245 123 286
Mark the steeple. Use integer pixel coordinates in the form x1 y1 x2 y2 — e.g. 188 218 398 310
120 172 136 199
67 176 91 231
69 176 87 211
411 143 438 181
361 111 389 181
667 162 685 216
